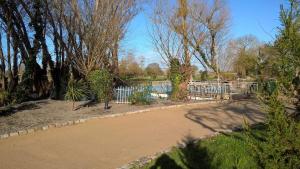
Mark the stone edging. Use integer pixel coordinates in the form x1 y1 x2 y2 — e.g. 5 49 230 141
117 127 242 169
0 100 222 140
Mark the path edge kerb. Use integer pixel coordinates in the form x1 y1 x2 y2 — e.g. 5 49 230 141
0 100 222 140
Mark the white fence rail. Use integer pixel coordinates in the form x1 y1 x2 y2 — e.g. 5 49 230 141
114 83 231 104
114 86 135 104
114 86 150 104
188 84 230 100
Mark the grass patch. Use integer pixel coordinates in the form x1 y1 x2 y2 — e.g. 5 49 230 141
137 125 267 169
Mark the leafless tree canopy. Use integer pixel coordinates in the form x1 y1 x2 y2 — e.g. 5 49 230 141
51 0 139 76
150 0 183 64
150 0 230 72
0 0 140 98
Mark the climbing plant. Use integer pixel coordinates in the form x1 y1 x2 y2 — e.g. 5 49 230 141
169 58 187 100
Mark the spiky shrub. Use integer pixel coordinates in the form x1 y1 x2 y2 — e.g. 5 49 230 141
245 81 300 169
87 69 113 102
244 1 300 168
65 79 88 110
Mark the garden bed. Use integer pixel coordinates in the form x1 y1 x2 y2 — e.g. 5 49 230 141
0 99 205 135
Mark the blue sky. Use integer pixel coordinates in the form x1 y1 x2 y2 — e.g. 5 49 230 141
123 0 287 68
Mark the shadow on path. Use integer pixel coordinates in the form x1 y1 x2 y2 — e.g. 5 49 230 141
185 98 265 132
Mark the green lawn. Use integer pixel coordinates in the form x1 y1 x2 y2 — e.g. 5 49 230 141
137 126 266 169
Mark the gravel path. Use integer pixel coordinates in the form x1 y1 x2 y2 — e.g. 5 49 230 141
0 99 264 169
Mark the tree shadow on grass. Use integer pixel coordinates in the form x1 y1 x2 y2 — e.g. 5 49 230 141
178 135 212 169
149 154 182 169
149 135 214 169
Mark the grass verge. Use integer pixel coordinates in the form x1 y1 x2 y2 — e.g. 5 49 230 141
136 125 266 169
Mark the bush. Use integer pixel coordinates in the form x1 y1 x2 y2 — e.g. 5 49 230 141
65 79 88 110
145 63 163 79
0 90 9 106
8 58 36 104
200 70 208 81
8 83 31 104
221 72 236 81
245 86 300 169
87 69 113 102
129 87 152 105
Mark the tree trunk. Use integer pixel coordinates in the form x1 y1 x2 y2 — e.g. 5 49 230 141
177 0 191 100
0 32 7 90
12 39 19 91
112 41 119 76
6 28 13 91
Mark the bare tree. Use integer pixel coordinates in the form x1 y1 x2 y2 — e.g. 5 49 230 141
55 0 140 77
231 35 261 77
218 40 236 72
152 0 230 70
0 0 141 100
218 35 260 72
186 0 230 73
109 0 140 76
150 0 193 99
150 0 230 100
150 0 183 64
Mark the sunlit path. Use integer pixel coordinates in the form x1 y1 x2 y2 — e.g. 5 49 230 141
0 100 264 169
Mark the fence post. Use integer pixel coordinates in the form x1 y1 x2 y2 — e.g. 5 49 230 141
121 87 124 103
116 87 119 104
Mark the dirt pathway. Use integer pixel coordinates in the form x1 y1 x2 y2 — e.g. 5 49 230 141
0 100 264 169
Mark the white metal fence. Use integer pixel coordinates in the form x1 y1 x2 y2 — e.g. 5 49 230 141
113 80 262 104
188 83 231 100
114 86 135 104
114 83 231 104
114 86 151 104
